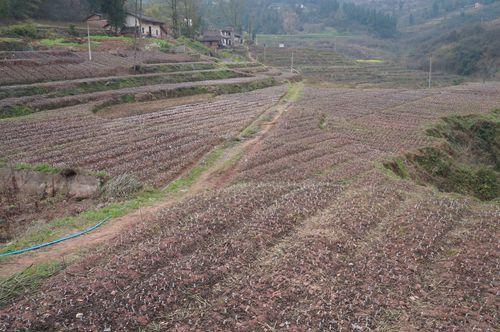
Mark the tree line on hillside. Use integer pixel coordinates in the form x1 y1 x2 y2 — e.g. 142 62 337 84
342 3 397 37
0 0 201 38
0 0 126 31
205 0 397 38
0 0 399 39
410 24 499 78
0 0 42 21
424 0 498 19
403 0 500 25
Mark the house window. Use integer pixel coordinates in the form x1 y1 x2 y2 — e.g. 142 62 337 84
142 27 145 33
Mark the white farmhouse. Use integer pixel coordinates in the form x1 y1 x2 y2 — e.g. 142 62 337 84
87 11 168 38
123 12 167 38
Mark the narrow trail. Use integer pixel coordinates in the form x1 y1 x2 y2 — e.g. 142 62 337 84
0 84 299 278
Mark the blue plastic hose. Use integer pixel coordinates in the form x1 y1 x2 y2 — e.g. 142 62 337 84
0 217 111 258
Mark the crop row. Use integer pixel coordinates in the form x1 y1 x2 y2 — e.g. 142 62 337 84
235 85 500 183
0 180 344 330
253 47 353 67
0 51 198 86
0 83 499 330
0 86 286 186
2 154 497 330
0 69 243 110
0 88 280 152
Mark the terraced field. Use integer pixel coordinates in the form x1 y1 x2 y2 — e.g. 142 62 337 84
1 81 498 330
0 86 286 186
0 50 286 119
253 46 353 67
0 47 298 244
303 62 462 88
0 51 197 85
253 46 461 88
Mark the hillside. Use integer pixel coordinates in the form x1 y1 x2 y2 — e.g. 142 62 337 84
0 1 499 331
401 2 500 78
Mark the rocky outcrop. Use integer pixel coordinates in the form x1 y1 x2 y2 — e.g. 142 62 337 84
0 167 102 200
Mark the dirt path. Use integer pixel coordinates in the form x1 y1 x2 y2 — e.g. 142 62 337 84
0 84 298 278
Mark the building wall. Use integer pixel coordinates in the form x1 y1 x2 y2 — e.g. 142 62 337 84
140 23 162 37
124 15 163 38
87 15 108 29
125 15 139 28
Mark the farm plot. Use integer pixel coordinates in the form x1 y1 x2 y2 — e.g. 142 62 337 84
252 46 459 88
0 51 198 86
303 62 462 88
253 46 353 68
235 84 500 183
0 62 219 101
0 86 286 187
0 68 243 114
1 82 499 331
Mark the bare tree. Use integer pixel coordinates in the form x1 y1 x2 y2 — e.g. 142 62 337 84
480 50 497 83
166 0 179 38
219 0 245 31
180 0 201 38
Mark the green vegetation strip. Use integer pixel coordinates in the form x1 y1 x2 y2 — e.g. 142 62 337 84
0 189 163 258
224 62 262 69
14 162 62 174
384 110 499 201
0 70 248 119
92 77 277 114
48 69 241 98
0 68 231 101
176 36 212 55
0 218 110 258
0 147 226 259
0 261 62 307
135 62 216 73
39 38 99 47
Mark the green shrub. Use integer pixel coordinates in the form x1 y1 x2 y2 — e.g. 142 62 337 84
387 158 409 179
0 105 34 119
414 147 451 177
152 39 172 52
386 113 500 201
177 36 211 55
448 165 476 194
475 167 498 200
68 24 78 36
120 94 135 103
0 23 38 39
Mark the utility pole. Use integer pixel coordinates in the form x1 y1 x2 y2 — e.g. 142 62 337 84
87 20 92 61
291 51 294 73
133 0 139 69
428 53 432 89
133 0 143 71
139 0 143 39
